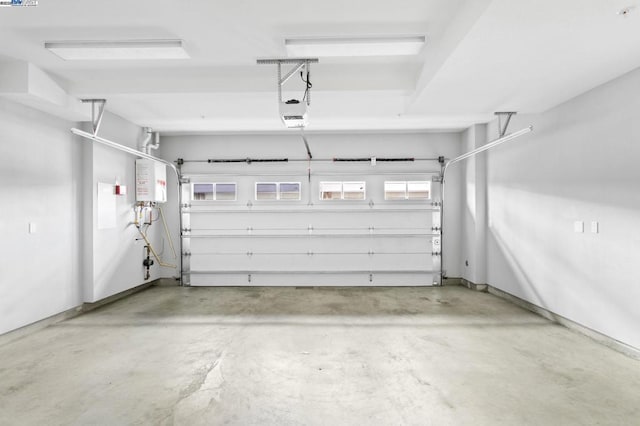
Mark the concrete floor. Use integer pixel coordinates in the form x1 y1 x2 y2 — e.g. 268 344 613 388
0 286 639 426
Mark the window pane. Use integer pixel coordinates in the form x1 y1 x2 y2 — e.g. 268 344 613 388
320 182 342 200
193 183 214 201
384 181 406 200
279 183 301 200
215 183 236 201
343 182 365 200
407 181 430 200
256 183 277 200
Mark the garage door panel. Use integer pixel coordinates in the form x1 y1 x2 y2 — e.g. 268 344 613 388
182 171 441 286
188 235 433 254
188 210 434 231
190 252 433 272
189 272 434 287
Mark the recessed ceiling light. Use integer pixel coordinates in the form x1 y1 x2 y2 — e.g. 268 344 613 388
285 35 426 57
44 39 189 61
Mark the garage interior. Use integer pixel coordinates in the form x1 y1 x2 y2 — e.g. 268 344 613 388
1 1 639 425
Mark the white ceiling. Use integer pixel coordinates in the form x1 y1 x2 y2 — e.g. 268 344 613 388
0 0 639 133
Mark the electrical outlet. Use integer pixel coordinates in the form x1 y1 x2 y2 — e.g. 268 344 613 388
590 221 599 233
28 222 36 234
574 221 584 233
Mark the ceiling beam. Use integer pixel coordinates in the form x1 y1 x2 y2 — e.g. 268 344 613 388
0 61 90 121
405 0 493 113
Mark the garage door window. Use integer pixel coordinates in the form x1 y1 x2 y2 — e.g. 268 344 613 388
407 181 430 200
343 182 366 200
384 181 430 200
384 182 406 200
193 183 214 201
216 183 237 201
280 183 301 200
320 181 366 200
192 183 236 201
256 182 301 201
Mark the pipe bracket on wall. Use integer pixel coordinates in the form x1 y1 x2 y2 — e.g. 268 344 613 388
81 99 106 135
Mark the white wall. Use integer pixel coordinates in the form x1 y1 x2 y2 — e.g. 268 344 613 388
0 100 171 335
159 132 463 280
80 112 174 303
459 124 488 285
483 68 640 350
0 99 82 335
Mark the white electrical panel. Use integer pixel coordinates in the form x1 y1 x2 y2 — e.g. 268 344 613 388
136 159 167 203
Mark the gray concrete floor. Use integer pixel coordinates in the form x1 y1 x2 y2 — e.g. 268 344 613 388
0 286 639 426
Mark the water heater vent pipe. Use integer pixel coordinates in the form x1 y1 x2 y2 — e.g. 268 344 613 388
140 127 160 154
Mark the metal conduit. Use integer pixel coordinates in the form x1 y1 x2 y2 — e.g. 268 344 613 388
71 128 179 176
442 126 533 178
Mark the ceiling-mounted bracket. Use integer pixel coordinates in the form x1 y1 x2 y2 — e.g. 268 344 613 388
495 111 517 137
82 99 107 135
257 58 319 105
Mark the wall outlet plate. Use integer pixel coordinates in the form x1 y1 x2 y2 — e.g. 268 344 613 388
574 221 584 233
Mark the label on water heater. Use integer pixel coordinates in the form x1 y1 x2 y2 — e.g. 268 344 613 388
136 159 167 202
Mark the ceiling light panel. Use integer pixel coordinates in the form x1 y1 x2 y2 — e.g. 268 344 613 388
285 35 426 57
44 40 189 61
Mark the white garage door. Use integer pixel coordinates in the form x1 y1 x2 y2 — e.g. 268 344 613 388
180 162 442 286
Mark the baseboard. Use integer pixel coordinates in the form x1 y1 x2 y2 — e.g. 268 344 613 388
154 277 181 287
460 278 488 292
0 280 158 347
469 284 640 361
82 282 155 310
442 277 463 286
